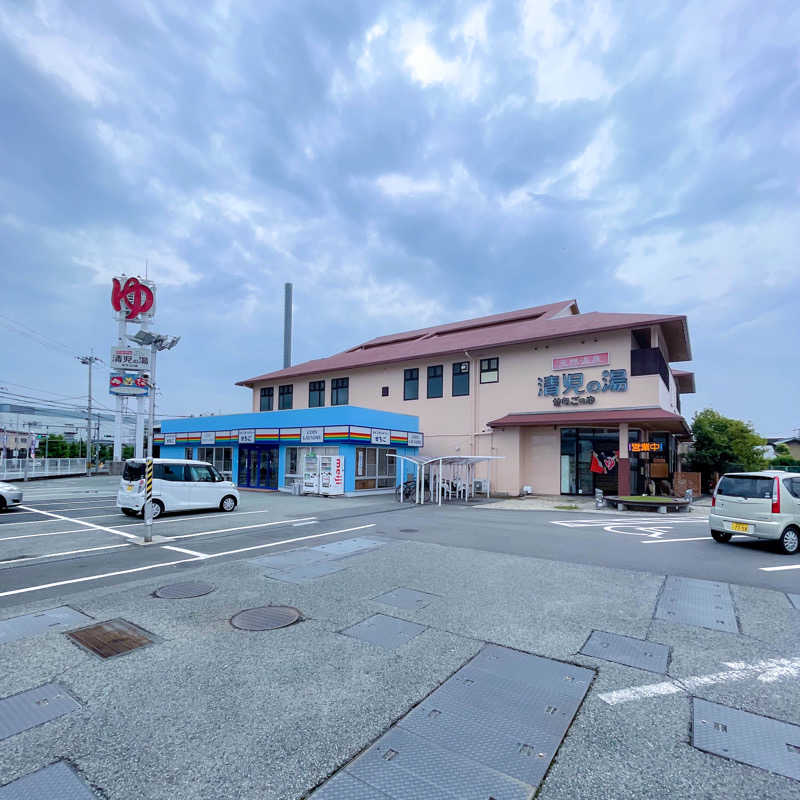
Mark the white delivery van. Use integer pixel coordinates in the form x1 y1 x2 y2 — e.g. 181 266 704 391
117 458 240 519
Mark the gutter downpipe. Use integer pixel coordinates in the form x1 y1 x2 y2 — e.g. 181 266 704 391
465 351 477 457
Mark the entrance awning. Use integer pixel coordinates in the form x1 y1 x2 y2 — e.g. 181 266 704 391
488 407 691 436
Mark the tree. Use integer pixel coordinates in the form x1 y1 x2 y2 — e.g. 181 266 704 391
688 409 766 475
771 444 800 467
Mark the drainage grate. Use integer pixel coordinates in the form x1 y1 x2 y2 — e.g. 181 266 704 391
692 698 800 781
310 643 592 798
0 684 81 741
372 587 439 610
310 538 384 556
0 761 96 800
580 630 670 673
788 593 800 610
154 581 215 599
66 619 154 659
398 529 418 533
340 614 427 649
0 606 93 646
654 576 738 633
230 606 301 631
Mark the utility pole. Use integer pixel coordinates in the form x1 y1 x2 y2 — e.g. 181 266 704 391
77 354 100 477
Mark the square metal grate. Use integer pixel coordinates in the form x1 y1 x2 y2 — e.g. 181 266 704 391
372 587 439 610
310 644 593 798
654 576 738 633
0 607 93 646
340 614 427 649
0 684 81 741
580 630 670 673
66 619 154 659
692 698 800 781
0 761 96 799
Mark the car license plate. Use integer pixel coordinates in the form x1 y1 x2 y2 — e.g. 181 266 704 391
730 522 749 532
126 485 132 492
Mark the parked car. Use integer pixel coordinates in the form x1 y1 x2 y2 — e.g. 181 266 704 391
117 458 239 519
709 470 800 554
0 481 23 511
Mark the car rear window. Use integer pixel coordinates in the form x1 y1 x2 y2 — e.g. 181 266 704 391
122 461 145 481
717 475 774 499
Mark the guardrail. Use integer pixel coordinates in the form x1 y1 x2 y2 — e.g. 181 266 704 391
0 458 88 481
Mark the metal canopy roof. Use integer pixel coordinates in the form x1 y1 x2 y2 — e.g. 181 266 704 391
386 454 504 466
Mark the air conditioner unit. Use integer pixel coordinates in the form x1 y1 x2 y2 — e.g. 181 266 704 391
473 479 487 494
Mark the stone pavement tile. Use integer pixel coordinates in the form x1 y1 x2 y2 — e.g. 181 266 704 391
731 583 800 648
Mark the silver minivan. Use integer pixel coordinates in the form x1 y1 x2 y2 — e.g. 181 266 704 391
117 458 240 518
709 470 800 554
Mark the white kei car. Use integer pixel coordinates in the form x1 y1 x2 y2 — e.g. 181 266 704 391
117 458 239 519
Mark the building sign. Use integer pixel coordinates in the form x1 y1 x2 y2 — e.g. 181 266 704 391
111 276 156 322
371 428 390 445
630 441 663 453
238 429 255 444
552 352 609 371
109 373 149 396
163 433 177 446
539 368 628 408
200 431 216 445
110 347 151 371
407 432 423 447
301 427 324 444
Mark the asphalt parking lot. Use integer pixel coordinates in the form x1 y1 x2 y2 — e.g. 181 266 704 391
0 478 798 798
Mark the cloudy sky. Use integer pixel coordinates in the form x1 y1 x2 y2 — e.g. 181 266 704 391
1 0 798 436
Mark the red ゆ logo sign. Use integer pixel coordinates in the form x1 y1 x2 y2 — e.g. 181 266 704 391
111 277 155 320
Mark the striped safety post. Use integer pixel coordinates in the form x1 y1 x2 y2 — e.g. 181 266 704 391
143 457 154 540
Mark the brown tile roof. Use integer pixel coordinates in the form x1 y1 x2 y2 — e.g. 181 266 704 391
487 407 691 435
237 299 691 386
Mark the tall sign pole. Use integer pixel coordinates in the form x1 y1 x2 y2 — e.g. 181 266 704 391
146 343 157 458
77 354 100 476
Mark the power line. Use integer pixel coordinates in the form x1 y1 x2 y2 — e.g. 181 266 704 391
0 313 79 357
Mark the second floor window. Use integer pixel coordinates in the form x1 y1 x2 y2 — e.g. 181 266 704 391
308 380 325 408
427 365 443 398
404 368 419 400
480 357 499 383
278 384 293 409
452 362 469 396
259 387 273 411
331 377 349 405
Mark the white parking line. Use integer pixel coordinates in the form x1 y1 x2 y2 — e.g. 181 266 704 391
161 545 209 559
760 563 800 572
0 543 130 564
598 657 800 705
0 528 100 542
17 506 139 540
642 535 746 544
292 521 317 527
167 517 317 540
0 523 377 598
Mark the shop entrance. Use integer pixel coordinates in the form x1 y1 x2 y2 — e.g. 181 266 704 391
238 445 278 490
561 428 640 495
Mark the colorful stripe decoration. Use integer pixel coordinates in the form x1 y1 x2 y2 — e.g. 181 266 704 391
349 426 371 442
324 426 349 441
255 429 279 441
280 428 301 442
153 433 165 444
215 431 237 443
390 430 408 445
177 433 201 444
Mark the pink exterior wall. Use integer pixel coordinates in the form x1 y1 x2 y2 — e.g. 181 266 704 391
249 325 682 495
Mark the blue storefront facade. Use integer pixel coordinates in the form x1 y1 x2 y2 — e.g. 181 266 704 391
153 406 422 496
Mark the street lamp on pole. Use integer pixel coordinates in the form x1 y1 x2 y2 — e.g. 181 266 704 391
127 330 179 541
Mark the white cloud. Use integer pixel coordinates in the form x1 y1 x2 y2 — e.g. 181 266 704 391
520 0 617 104
375 173 442 197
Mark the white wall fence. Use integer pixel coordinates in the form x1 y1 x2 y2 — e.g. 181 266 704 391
0 458 88 481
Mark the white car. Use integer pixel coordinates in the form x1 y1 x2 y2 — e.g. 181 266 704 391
0 481 23 511
117 458 239 519
709 470 800 554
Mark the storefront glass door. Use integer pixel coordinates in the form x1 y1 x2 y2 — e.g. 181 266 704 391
237 446 278 489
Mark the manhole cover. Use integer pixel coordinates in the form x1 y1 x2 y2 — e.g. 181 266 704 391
66 619 154 659
230 606 301 631
399 528 418 533
154 581 215 599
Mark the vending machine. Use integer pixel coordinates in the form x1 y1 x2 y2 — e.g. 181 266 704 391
319 455 345 496
302 454 319 494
